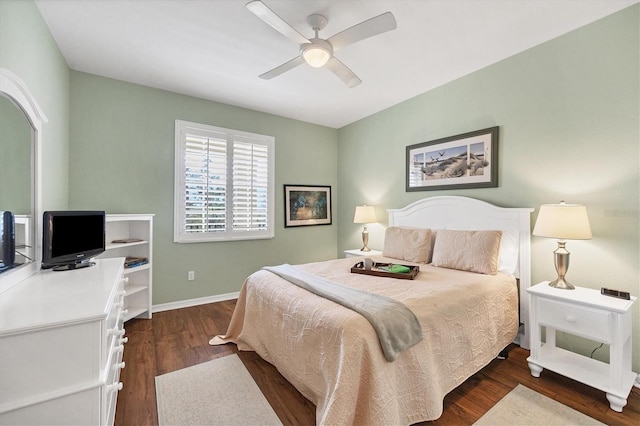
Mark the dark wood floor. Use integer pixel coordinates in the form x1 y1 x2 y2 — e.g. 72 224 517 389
115 300 640 425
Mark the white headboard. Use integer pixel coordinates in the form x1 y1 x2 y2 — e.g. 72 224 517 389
387 196 534 348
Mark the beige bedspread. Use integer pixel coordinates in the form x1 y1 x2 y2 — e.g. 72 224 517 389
211 256 518 425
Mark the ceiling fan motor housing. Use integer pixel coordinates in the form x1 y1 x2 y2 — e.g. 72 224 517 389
307 14 328 31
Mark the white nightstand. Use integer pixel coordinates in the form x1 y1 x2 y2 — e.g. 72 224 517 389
526 282 637 412
344 249 382 258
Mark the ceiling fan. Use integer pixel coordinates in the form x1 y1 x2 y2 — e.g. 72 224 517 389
246 0 397 88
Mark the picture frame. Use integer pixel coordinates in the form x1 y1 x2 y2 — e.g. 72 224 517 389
284 185 332 227
406 126 499 192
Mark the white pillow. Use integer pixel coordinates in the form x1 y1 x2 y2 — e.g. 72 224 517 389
498 230 519 275
431 229 502 275
382 226 432 263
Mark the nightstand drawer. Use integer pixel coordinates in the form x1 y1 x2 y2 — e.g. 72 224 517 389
538 298 610 341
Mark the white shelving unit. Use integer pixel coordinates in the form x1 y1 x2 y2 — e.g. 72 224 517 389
98 214 154 322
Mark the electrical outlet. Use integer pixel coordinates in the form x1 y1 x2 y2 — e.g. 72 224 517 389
188 271 195 281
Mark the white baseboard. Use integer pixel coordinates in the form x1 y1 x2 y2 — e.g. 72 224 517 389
152 291 240 313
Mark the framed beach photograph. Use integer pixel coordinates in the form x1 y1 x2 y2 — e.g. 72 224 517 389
284 185 332 227
406 126 499 192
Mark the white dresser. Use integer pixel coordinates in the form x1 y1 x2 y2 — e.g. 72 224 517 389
0 258 127 425
527 281 637 412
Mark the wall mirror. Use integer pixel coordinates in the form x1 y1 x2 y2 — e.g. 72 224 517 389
0 68 46 292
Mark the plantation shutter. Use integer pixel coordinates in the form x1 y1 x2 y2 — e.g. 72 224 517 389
232 138 270 232
175 120 274 243
184 131 227 234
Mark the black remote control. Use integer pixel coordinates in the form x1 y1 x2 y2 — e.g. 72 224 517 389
601 287 631 300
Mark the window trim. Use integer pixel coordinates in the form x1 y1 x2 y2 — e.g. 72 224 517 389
174 120 275 243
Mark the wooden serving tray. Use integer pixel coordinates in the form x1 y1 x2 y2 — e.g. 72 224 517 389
351 262 419 280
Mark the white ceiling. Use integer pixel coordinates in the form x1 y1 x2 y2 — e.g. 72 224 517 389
36 0 637 129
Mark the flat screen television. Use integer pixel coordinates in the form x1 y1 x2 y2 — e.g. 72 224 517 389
42 210 106 271
0 211 15 273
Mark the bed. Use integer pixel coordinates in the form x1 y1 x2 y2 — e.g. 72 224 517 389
211 196 533 425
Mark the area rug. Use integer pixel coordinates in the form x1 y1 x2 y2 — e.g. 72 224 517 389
473 384 605 425
155 354 282 426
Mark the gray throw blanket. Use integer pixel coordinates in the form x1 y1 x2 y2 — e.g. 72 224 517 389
262 264 423 362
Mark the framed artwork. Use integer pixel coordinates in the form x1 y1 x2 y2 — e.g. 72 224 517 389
284 185 332 227
406 126 499 192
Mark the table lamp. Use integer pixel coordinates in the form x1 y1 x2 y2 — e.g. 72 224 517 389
353 205 377 252
532 201 592 289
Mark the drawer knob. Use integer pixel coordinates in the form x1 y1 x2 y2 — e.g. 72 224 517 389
107 382 123 393
116 361 126 370
119 336 129 344
565 315 576 323
108 328 125 337
122 277 129 284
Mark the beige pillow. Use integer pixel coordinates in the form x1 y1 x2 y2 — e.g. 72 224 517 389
431 230 503 274
382 227 432 263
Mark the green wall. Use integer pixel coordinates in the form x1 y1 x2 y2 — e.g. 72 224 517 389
0 97 31 214
69 72 338 304
0 0 70 210
337 5 639 371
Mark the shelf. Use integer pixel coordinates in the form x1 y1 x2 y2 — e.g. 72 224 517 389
123 307 148 322
106 240 148 251
124 264 150 274
536 345 637 397
124 285 147 297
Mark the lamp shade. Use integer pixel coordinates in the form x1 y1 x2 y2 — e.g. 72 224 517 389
354 205 377 224
533 202 592 240
302 45 331 67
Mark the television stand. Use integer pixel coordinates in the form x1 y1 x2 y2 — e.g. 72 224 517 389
52 260 96 271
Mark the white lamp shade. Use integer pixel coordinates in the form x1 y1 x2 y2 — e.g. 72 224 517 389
302 46 331 67
533 203 592 240
354 205 377 224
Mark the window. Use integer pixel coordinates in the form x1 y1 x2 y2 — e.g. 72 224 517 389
174 120 274 243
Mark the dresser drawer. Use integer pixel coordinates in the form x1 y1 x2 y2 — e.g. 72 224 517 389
105 274 126 338
102 343 125 426
538 298 611 342
0 321 101 407
103 271 126 365
0 386 101 425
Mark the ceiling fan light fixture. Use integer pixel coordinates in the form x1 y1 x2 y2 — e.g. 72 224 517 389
301 39 333 68
302 46 330 67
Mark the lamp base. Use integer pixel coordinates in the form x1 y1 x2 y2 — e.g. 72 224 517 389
548 240 575 290
361 227 370 252
548 277 575 290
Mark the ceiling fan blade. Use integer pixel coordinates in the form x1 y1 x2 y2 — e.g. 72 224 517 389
259 56 305 80
327 12 397 51
246 0 309 45
325 57 362 88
